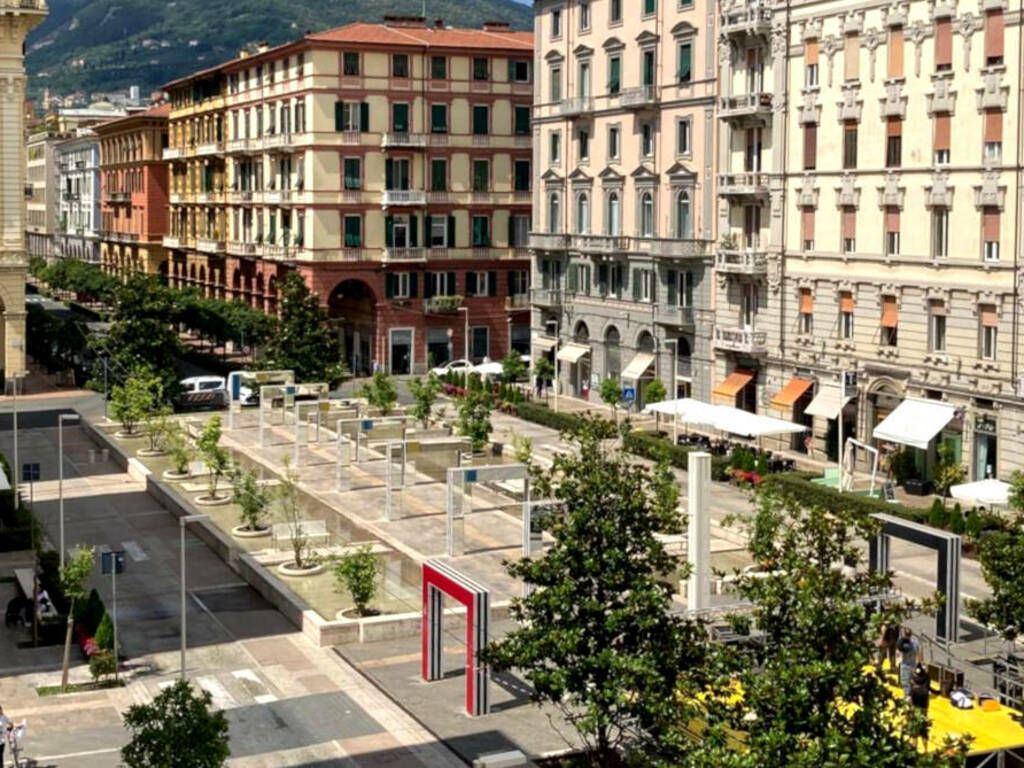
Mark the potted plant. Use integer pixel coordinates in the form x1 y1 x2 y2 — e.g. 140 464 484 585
138 404 173 457
277 456 322 575
163 423 194 480
334 543 381 618
195 416 231 505
230 465 272 538
457 386 493 454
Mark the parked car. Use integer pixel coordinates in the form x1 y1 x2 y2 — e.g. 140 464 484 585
430 359 474 377
175 376 227 411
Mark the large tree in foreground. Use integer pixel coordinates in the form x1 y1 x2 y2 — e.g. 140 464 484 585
483 418 705 766
683 487 969 768
262 271 344 383
121 679 229 768
967 469 1024 638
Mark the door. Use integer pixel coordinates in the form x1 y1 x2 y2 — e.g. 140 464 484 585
741 284 758 330
390 328 413 375
975 433 997 479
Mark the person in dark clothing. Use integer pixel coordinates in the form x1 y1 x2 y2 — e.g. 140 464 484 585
909 665 931 747
877 619 899 675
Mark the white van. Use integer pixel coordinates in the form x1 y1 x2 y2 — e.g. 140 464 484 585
176 376 227 410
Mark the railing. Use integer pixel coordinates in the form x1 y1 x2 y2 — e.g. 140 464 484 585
162 235 181 248
559 96 593 116
505 293 530 309
716 249 768 274
531 288 562 306
195 141 223 156
162 147 183 161
228 190 254 204
381 132 427 149
528 232 570 250
653 304 695 327
720 3 772 36
569 233 628 253
381 189 426 206
719 93 773 119
169 192 184 205
1 1 47 10
717 172 770 195
226 241 258 256
264 244 297 260
632 236 711 258
714 326 768 354
196 237 225 254
619 85 659 108
382 248 427 262
424 296 464 314
264 133 295 151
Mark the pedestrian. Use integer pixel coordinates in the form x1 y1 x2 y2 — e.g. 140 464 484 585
0 706 8 766
896 626 923 699
803 434 814 458
876 618 898 675
909 664 931 746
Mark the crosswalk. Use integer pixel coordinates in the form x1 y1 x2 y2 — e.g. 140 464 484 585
152 667 281 712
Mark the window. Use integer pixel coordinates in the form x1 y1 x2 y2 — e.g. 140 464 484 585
343 158 361 190
471 327 489 361
984 110 1003 163
674 270 694 307
935 19 952 71
880 296 898 347
343 215 362 247
799 289 813 334
929 301 947 353
431 104 448 134
844 34 859 81
677 42 692 84
550 131 562 164
467 271 489 297
579 61 591 98
552 8 561 38
509 269 529 295
885 207 900 256
801 207 814 250
839 292 854 339
643 0 655 16
608 55 621 94
842 206 856 253
511 60 531 82
641 122 654 156
885 118 902 168
606 192 621 236
343 52 359 76
514 160 530 191
392 54 409 78
551 66 562 103
934 114 951 165
385 158 410 190
576 193 590 234
578 128 590 161
431 158 447 191
805 39 819 87
610 0 621 23
634 269 654 302
980 305 998 360
888 26 904 79
386 272 412 299
431 56 446 80
472 160 489 192
580 0 590 30
548 192 561 233
392 103 409 133
429 216 448 247
428 271 455 297
335 101 368 132
471 215 490 247
389 215 411 248
843 122 857 169
514 106 531 135
608 125 620 158
473 58 489 81
640 192 654 237
472 105 489 135
985 10 1004 66
511 217 530 247
676 118 691 155
803 124 817 170
642 49 655 86
983 207 1000 261
675 191 691 238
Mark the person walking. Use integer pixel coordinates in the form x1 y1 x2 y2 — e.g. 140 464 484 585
909 664 932 747
876 619 898 675
897 626 923 699
0 706 9 767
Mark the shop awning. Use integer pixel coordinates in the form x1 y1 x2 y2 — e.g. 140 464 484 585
804 384 850 420
556 343 591 364
713 371 753 398
621 352 655 380
872 398 957 450
770 377 813 409
532 334 557 351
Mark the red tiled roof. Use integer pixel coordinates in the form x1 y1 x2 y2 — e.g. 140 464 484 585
308 22 533 51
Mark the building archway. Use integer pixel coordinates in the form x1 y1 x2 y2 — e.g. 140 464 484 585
604 325 621 380
328 279 376 377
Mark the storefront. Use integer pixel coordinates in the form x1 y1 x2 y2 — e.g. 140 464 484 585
557 342 592 399
974 413 998 480
768 377 814 452
804 383 854 462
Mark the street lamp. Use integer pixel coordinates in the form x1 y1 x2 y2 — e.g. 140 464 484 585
180 514 211 680
457 306 469 362
446 327 453 366
665 339 679 445
7 341 26 502
58 413 80 568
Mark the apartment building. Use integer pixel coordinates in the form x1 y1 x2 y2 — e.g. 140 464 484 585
26 131 61 259
719 0 1024 482
94 104 171 278
162 17 534 375
530 0 717 406
55 131 103 263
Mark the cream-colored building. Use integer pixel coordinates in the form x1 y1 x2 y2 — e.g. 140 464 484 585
1 0 47 380
717 0 1024 483
26 131 61 259
530 0 717 406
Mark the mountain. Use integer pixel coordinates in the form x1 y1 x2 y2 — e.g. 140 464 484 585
26 0 534 98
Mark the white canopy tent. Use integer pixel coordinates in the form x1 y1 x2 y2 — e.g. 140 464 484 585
472 361 504 376
643 398 808 439
871 398 958 450
949 478 1011 507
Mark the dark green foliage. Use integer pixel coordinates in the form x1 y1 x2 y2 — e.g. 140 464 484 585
121 679 230 768
333 544 381 617
759 472 931 524
514 401 616 438
621 429 730 478
76 588 106 635
36 258 118 303
408 374 441 427
500 351 528 383
728 444 756 472
89 650 116 682
949 504 966 534
95 612 114 650
965 507 984 541
929 497 949 529
888 448 918 484
457 386 493 452
263 272 344 384
361 371 398 414
27 304 90 381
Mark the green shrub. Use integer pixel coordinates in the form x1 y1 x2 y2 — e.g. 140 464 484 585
95 612 114 651
928 498 948 529
758 472 930 526
965 507 984 541
514 402 615 437
334 544 382 617
622 430 730 478
76 588 106 635
89 650 116 682
949 506 966 535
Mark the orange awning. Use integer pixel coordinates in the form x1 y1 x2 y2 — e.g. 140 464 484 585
713 371 754 398
770 377 813 409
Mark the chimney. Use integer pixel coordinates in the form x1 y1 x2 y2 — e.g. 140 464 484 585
434 18 445 28
482 21 510 31
383 15 426 28
256 41 270 53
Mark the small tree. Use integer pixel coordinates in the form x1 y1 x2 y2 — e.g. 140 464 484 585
263 271 343 383
644 378 666 405
532 357 554 395
965 507 984 541
928 497 949 529
500 351 528 384
110 367 161 436
408 374 441 428
165 422 194 476
95 611 114 650
334 544 381 616
949 503 966 534
232 465 271 532
361 371 399 415
60 545 96 690
934 442 967 507
196 416 230 500
142 404 174 454
121 679 230 768
279 456 311 569
457 387 493 452
89 650 116 684
599 377 622 422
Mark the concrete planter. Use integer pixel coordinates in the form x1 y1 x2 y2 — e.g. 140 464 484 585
195 494 231 507
162 469 190 481
232 525 271 539
114 430 139 439
277 562 324 577
137 448 167 458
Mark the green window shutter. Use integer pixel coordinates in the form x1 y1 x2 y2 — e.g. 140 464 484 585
679 44 692 83
609 58 620 93
667 269 678 305
385 216 394 247
409 272 418 298
410 214 418 247
507 60 515 81
431 104 446 133
384 273 395 299
448 215 456 247
447 271 456 295
359 102 369 131
392 104 408 132
632 269 641 301
488 271 497 297
598 264 608 295
515 106 530 135
508 215 515 246
473 106 488 135
424 273 435 299
466 272 477 295
385 159 394 190
425 215 433 245
650 270 657 303
507 270 514 295
334 101 344 131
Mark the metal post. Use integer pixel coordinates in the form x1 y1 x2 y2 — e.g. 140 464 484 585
670 339 679 445
11 375 18 503
838 405 844 495
179 514 210 680
460 307 470 362
58 420 63 567
552 317 560 414
112 563 119 683
687 452 711 611
102 358 109 419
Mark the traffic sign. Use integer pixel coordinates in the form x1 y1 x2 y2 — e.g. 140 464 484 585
101 550 126 575
21 463 40 483
622 387 636 402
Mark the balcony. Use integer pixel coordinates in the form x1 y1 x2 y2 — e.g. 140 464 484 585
505 293 530 310
381 132 427 149
196 237 226 254
107 191 130 203
264 244 298 260
424 295 464 315
717 172 770 198
619 85 659 109
162 235 182 249
381 190 426 207
569 234 628 254
228 190 254 204
162 147 183 161
195 141 223 157
631 237 711 259
716 249 768 275
263 133 295 152
714 326 768 355
531 287 562 307
226 241 259 256
1 0 47 12
653 304 695 327
169 192 185 205
559 97 593 117
225 138 255 154
720 3 772 38
382 248 427 263
528 232 570 251
719 93 773 124
264 189 299 205
196 189 223 204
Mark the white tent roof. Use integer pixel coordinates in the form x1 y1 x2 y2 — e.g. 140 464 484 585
643 398 807 438
950 478 1011 506
622 352 656 380
804 384 851 420
872 398 957 450
473 361 504 376
556 343 591 363
532 334 557 351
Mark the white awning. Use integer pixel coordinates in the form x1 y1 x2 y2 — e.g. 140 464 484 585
532 334 557 351
872 398 957 450
643 398 719 427
804 384 851 420
642 398 807 438
950 478 1011 507
556 343 591 364
621 352 655 380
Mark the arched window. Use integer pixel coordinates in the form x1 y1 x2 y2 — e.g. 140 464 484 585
604 326 621 380
640 192 654 237
548 192 561 233
675 190 691 238
575 193 590 234
606 192 621 236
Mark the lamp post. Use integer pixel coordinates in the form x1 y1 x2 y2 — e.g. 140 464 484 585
666 339 679 445
446 327 453 366
7 356 26 502
58 413 80 568
552 315 560 414
179 514 211 680
457 306 469 362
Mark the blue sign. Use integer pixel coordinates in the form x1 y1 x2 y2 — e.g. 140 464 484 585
101 550 126 575
622 388 636 402
361 419 374 431
465 470 478 484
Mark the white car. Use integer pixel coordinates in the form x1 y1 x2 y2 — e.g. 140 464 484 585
430 359 473 377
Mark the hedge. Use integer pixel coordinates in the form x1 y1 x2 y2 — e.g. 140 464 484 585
622 429 731 480
514 401 616 436
757 471 929 525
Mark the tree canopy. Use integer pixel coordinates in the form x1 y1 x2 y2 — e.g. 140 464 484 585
262 272 344 383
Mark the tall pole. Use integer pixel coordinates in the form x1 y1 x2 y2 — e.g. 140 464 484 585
671 339 679 445
11 376 18 503
112 562 119 683
837 402 845 495
58 419 64 568
180 521 186 680
552 317 560 414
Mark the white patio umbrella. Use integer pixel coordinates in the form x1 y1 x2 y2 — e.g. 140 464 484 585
472 361 505 376
949 478 1012 507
